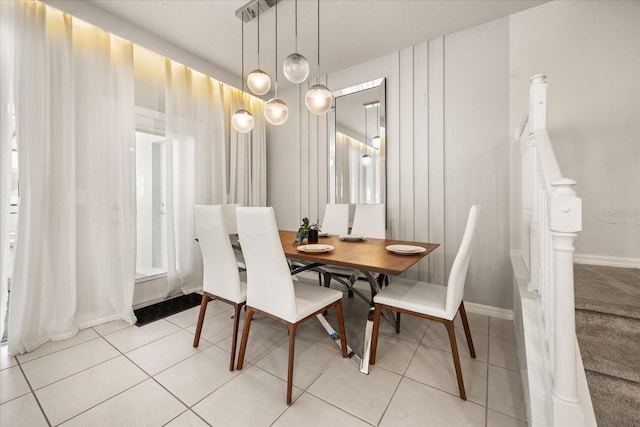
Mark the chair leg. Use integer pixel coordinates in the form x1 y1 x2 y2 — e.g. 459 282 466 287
445 321 466 400
193 293 212 347
369 304 383 365
229 303 243 371
335 302 348 358
236 308 255 370
286 324 297 405
395 312 401 334
459 302 476 358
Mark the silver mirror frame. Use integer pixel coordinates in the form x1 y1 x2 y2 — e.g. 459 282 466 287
328 78 386 206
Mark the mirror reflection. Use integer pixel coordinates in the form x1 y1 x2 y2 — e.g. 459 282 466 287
329 78 386 205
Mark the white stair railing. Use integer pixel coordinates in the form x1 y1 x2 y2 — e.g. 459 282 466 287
515 75 585 425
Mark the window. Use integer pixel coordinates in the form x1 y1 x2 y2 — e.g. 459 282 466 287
135 108 167 281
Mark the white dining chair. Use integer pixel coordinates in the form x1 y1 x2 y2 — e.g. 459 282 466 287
193 205 247 371
321 203 349 236
351 203 386 238
222 203 245 270
235 207 348 405
370 205 480 400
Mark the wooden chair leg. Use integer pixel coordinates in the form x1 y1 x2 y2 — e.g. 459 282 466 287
229 303 243 371
286 323 297 405
236 308 255 370
459 302 476 358
193 293 211 347
395 312 401 334
369 304 383 365
445 321 466 400
335 302 348 358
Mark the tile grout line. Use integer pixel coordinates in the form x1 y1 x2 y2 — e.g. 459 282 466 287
14 356 53 427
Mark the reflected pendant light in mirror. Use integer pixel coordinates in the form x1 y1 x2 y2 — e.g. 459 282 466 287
264 0 288 125
246 3 271 95
361 103 371 166
283 0 309 84
371 103 381 149
305 0 332 115
232 19 254 133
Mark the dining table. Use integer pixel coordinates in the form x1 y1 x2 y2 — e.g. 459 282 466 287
278 230 439 374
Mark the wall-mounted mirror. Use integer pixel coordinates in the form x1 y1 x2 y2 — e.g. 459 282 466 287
329 78 386 205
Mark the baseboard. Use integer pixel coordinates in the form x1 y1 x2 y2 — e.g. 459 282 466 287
574 254 640 269
465 302 513 320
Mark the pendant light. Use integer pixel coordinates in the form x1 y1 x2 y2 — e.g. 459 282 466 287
283 0 310 84
232 19 255 134
371 102 381 149
361 104 372 166
246 3 271 96
305 0 332 115
264 0 288 125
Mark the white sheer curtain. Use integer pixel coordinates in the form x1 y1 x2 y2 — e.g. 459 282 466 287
227 88 267 207
6 1 136 354
0 1 15 341
164 62 229 295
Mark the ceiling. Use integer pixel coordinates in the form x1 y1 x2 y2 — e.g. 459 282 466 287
88 0 547 88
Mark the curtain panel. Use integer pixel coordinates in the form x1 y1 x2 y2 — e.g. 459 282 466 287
5 1 136 354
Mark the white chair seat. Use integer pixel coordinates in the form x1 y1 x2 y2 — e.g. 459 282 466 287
373 278 449 320
292 282 343 323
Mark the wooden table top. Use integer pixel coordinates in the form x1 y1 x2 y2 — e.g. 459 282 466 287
279 230 439 276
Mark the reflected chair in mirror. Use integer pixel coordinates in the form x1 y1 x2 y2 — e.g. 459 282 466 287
350 203 386 238
235 207 348 405
321 203 349 236
193 205 247 371
370 205 479 400
222 203 245 270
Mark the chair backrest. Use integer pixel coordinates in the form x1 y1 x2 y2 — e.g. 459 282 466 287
222 203 241 234
321 204 349 235
351 204 386 238
444 205 480 317
236 207 297 320
194 205 243 302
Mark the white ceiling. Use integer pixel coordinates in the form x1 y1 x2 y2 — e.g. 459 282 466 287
88 0 546 86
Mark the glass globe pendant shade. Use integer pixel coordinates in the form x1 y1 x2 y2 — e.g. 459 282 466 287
246 69 271 96
231 109 254 133
264 98 289 125
361 154 372 166
371 135 381 149
305 84 332 115
283 53 310 84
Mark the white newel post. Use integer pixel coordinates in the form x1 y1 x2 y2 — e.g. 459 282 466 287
549 177 583 424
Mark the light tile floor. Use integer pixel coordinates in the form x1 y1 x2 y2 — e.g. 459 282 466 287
0 288 527 426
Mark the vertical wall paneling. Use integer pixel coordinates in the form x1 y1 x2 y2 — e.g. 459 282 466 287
427 37 446 285
317 75 329 221
399 47 415 246
308 82 319 223
299 82 310 221
412 41 430 281
386 52 401 238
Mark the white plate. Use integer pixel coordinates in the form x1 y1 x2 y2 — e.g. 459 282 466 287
318 232 329 237
297 244 335 253
339 234 364 241
386 244 427 254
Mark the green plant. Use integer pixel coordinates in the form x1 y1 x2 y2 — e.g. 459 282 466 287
294 217 320 244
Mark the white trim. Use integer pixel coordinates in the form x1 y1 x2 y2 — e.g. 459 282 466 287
574 254 640 269
465 302 513 320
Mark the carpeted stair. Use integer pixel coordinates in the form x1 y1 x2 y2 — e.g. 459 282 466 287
574 264 640 426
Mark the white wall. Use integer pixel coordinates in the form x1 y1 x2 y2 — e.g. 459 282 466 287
268 19 513 310
510 0 640 266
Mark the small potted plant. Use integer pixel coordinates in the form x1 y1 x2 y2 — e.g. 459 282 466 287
295 217 320 245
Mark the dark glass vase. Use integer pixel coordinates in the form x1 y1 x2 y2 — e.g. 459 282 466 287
308 229 319 244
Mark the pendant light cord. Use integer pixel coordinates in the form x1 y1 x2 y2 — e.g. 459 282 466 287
241 19 245 106
257 3 260 67
275 0 278 96
294 0 298 52
317 0 320 76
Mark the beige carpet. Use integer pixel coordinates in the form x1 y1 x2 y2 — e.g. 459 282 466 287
574 264 640 426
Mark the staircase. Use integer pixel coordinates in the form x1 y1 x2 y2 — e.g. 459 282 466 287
574 264 640 426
